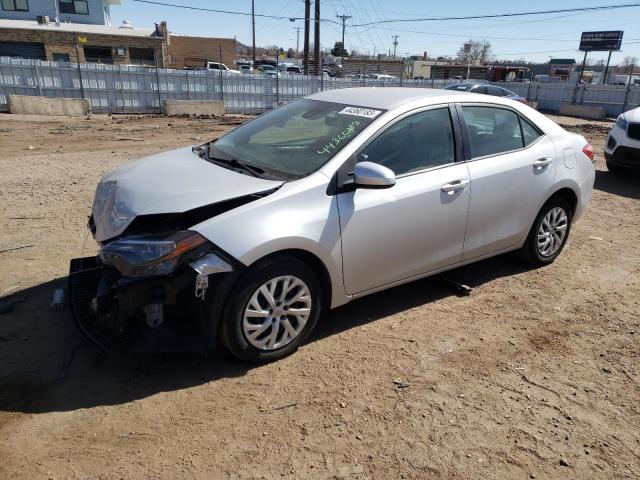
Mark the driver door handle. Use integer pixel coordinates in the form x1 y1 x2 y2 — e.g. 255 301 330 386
441 179 469 194
533 157 552 168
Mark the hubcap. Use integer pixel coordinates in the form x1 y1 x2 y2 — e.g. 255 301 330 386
242 275 312 351
537 206 568 257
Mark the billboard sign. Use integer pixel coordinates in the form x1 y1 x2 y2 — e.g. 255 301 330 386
550 63 574 80
579 31 623 52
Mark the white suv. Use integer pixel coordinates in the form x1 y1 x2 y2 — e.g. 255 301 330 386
605 107 640 173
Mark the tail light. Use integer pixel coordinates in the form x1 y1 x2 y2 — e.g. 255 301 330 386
582 143 595 162
518 97 528 104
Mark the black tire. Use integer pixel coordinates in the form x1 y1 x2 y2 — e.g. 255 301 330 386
606 160 624 174
220 256 322 363
520 196 572 267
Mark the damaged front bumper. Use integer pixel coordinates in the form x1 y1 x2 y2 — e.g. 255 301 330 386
68 249 240 353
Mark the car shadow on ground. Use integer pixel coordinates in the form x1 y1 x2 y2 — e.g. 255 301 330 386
594 168 640 199
0 254 532 414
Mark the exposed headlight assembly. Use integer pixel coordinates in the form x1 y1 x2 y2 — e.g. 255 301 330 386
92 180 136 240
616 114 628 131
100 231 208 278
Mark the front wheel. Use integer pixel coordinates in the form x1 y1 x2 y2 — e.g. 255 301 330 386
520 197 572 267
220 257 322 363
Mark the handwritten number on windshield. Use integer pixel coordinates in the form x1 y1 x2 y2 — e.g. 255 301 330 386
316 120 361 155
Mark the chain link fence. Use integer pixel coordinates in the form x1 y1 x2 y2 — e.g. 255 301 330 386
1 57 638 116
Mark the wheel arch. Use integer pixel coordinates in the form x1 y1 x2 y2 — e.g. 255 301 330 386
548 187 579 217
247 249 333 310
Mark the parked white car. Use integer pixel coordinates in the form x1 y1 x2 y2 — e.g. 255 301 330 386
205 62 241 75
74 88 595 362
604 107 640 173
371 74 397 80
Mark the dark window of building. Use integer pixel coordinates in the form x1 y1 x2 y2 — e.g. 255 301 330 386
1 0 29 11
83 46 112 64
0 41 45 60
53 52 70 62
129 47 155 66
59 0 88 15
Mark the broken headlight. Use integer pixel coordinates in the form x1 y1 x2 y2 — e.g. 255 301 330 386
92 180 136 240
99 231 208 278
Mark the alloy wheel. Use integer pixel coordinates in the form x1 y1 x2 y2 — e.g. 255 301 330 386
537 206 568 257
242 275 312 351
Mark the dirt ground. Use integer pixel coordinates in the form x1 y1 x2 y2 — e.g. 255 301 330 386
0 111 638 480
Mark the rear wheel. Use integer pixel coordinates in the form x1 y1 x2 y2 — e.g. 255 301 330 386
220 256 321 363
521 196 572 266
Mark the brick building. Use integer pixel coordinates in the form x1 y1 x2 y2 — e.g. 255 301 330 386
167 34 236 69
0 18 169 65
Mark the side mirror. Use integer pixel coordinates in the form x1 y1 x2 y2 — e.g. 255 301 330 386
354 161 396 189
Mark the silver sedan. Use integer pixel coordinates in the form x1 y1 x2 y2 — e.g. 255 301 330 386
83 88 596 362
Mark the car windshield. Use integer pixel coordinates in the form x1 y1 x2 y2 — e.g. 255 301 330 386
211 99 383 179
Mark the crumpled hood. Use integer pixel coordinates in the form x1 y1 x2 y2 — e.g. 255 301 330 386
92 146 282 241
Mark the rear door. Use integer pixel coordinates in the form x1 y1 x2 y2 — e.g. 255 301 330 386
458 104 556 260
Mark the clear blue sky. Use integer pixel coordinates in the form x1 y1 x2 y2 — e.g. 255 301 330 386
112 0 640 63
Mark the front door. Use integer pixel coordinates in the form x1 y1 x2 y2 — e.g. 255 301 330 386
337 106 470 295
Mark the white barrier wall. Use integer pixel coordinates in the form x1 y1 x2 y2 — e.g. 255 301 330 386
1 57 638 116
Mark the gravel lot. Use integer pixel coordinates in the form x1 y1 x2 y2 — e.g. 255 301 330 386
0 111 638 480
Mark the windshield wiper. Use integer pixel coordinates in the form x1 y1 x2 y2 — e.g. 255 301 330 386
209 155 265 178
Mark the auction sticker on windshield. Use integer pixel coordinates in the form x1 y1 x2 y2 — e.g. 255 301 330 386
338 106 382 119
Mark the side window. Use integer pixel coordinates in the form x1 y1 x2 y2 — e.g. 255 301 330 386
461 106 523 158
473 86 489 94
358 108 455 175
520 117 542 146
487 86 505 97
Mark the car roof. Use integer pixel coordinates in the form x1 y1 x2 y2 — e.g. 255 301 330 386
307 87 474 110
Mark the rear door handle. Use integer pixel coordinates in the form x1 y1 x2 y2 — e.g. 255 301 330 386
533 157 552 168
441 179 469 194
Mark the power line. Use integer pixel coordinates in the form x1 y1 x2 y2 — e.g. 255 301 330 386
349 3 640 27
129 0 340 23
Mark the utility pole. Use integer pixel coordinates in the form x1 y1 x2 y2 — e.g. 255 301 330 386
251 0 256 64
313 0 320 76
392 35 399 60
602 50 613 84
336 14 351 68
294 26 301 62
303 0 310 75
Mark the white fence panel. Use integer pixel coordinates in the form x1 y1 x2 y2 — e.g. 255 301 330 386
1 57 638 116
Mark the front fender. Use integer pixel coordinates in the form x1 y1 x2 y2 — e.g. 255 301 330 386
191 174 349 309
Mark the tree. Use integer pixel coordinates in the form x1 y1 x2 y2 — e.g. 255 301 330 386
620 56 638 73
331 42 348 58
456 40 493 65
286 48 295 58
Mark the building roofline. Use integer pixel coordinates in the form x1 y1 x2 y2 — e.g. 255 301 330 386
0 18 158 37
